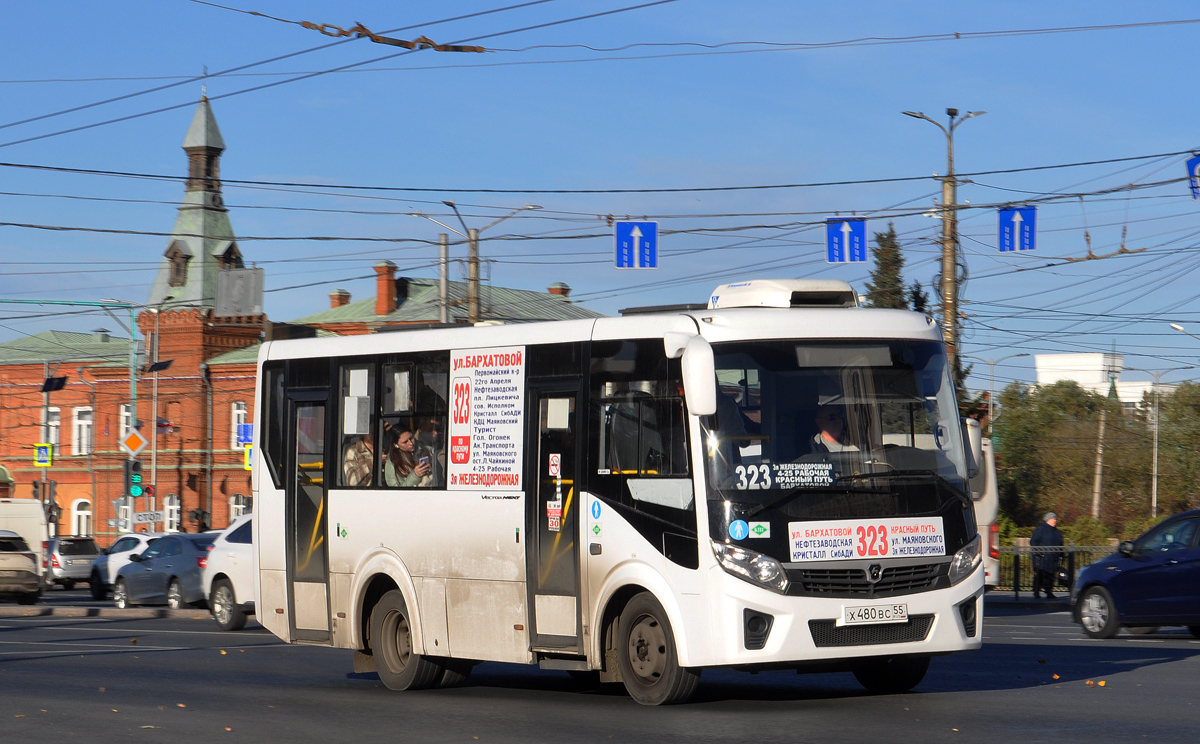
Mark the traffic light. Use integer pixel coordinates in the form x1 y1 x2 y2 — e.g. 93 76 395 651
124 460 144 498
47 480 57 500
32 481 41 500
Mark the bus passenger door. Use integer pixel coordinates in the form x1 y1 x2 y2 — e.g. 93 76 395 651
529 386 584 654
287 396 331 643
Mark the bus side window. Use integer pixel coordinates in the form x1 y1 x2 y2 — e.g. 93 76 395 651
380 354 449 489
338 363 376 488
260 362 286 489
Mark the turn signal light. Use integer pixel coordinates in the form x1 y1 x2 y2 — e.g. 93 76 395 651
989 523 1000 560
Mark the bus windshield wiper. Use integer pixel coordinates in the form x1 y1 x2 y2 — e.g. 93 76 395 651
834 469 971 505
745 482 886 517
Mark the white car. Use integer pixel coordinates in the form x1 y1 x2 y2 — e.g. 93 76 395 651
201 514 255 630
89 532 163 600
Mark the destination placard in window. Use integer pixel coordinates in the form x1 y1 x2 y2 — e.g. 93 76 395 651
448 346 526 491
787 517 945 562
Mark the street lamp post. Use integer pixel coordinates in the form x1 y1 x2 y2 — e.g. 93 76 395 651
902 107 986 374
412 203 541 324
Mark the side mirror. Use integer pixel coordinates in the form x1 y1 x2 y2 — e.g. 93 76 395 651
1118 540 1135 556
665 333 717 416
962 418 983 480
100 548 109 555
129 553 143 563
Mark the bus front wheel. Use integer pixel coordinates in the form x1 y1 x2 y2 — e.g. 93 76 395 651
853 655 930 694
616 592 700 705
370 590 443 691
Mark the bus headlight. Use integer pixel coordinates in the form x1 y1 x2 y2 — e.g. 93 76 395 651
711 540 789 594
948 534 982 585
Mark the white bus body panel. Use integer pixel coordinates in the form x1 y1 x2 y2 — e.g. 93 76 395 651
972 439 1000 587
329 489 531 663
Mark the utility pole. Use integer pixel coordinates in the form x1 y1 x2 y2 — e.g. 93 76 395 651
412 203 541 325
438 233 449 324
467 227 480 324
1091 407 1106 520
902 108 986 374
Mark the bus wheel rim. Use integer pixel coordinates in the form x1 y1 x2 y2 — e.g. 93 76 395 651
383 609 412 673
627 614 668 683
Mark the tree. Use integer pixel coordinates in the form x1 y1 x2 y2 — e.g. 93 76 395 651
993 379 1154 536
908 280 931 317
864 223 907 309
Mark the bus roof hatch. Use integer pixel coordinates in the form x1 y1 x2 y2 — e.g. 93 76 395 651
707 279 858 310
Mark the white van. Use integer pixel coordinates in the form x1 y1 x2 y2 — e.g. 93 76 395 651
0 499 49 588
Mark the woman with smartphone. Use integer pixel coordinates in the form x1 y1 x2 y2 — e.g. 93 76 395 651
383 427 433 488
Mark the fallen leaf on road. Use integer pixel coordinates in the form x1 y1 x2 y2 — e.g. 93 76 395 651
130 639 137 644
1053 674 1060 679
177 704 186 708
1098 680 1106 687
15 715 24 718
220 650 227 655
1085 680 1095 687
225 727 232 732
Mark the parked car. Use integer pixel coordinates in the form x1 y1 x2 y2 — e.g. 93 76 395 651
1073 509 1200 638
0 529 40 604
113 533 218 610
44 536 100 590
89 532 163 600
202 514 255 630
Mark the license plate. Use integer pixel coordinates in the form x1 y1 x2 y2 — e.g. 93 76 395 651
839 603 908 626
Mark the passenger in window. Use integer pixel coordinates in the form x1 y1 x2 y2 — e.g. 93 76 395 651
416 417 446 485
812 404 858 453
384 427 433 488
342 434 374 487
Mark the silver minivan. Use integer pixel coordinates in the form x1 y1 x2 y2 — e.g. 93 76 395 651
44 536 100 590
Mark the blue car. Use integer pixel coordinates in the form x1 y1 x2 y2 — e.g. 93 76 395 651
1072 509 1200 638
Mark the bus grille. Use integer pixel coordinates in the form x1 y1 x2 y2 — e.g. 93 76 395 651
790 563 945 598
808 614 934 647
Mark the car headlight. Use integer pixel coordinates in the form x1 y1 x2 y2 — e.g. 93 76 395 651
948 534 982 585
711 540 789 594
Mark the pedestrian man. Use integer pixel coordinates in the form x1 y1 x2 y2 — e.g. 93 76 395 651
1031 511 1064 599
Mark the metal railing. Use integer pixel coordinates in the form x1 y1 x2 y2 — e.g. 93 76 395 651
996 545 1117 597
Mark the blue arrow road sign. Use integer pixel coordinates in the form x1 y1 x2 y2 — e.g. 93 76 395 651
615 221 658 269
999 206 1037 252
1187 155 1200 200
825 218 867 263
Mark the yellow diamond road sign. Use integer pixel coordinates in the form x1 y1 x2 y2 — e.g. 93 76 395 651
120 428 148 457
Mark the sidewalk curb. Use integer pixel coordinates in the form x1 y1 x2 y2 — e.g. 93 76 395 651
0 606 211 620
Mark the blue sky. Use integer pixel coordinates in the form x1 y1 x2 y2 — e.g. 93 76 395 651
3 1 1200 394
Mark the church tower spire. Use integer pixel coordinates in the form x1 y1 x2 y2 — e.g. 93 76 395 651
147 97 244 310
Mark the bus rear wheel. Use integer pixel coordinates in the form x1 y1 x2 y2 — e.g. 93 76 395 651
370 590 443 691
853 655 930 694
616 592 700 705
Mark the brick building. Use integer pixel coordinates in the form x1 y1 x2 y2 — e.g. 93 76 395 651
0 98 599 546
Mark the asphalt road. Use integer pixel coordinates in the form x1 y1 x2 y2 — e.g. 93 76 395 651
1 597 1198 743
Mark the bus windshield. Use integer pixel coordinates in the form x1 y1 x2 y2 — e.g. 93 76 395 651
702 338 969 505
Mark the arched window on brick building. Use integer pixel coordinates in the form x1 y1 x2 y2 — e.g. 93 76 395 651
164 494 181 533
71 499 92 536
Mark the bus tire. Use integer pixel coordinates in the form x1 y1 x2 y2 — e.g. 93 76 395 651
437 659 474 688
853 655 929 694
370 590 443 691
616 592 700 705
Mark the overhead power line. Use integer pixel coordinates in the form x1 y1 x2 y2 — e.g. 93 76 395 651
0 0 679 150
0 149 1194 194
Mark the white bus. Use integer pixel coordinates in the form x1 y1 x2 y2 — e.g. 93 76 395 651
252 278 985 705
